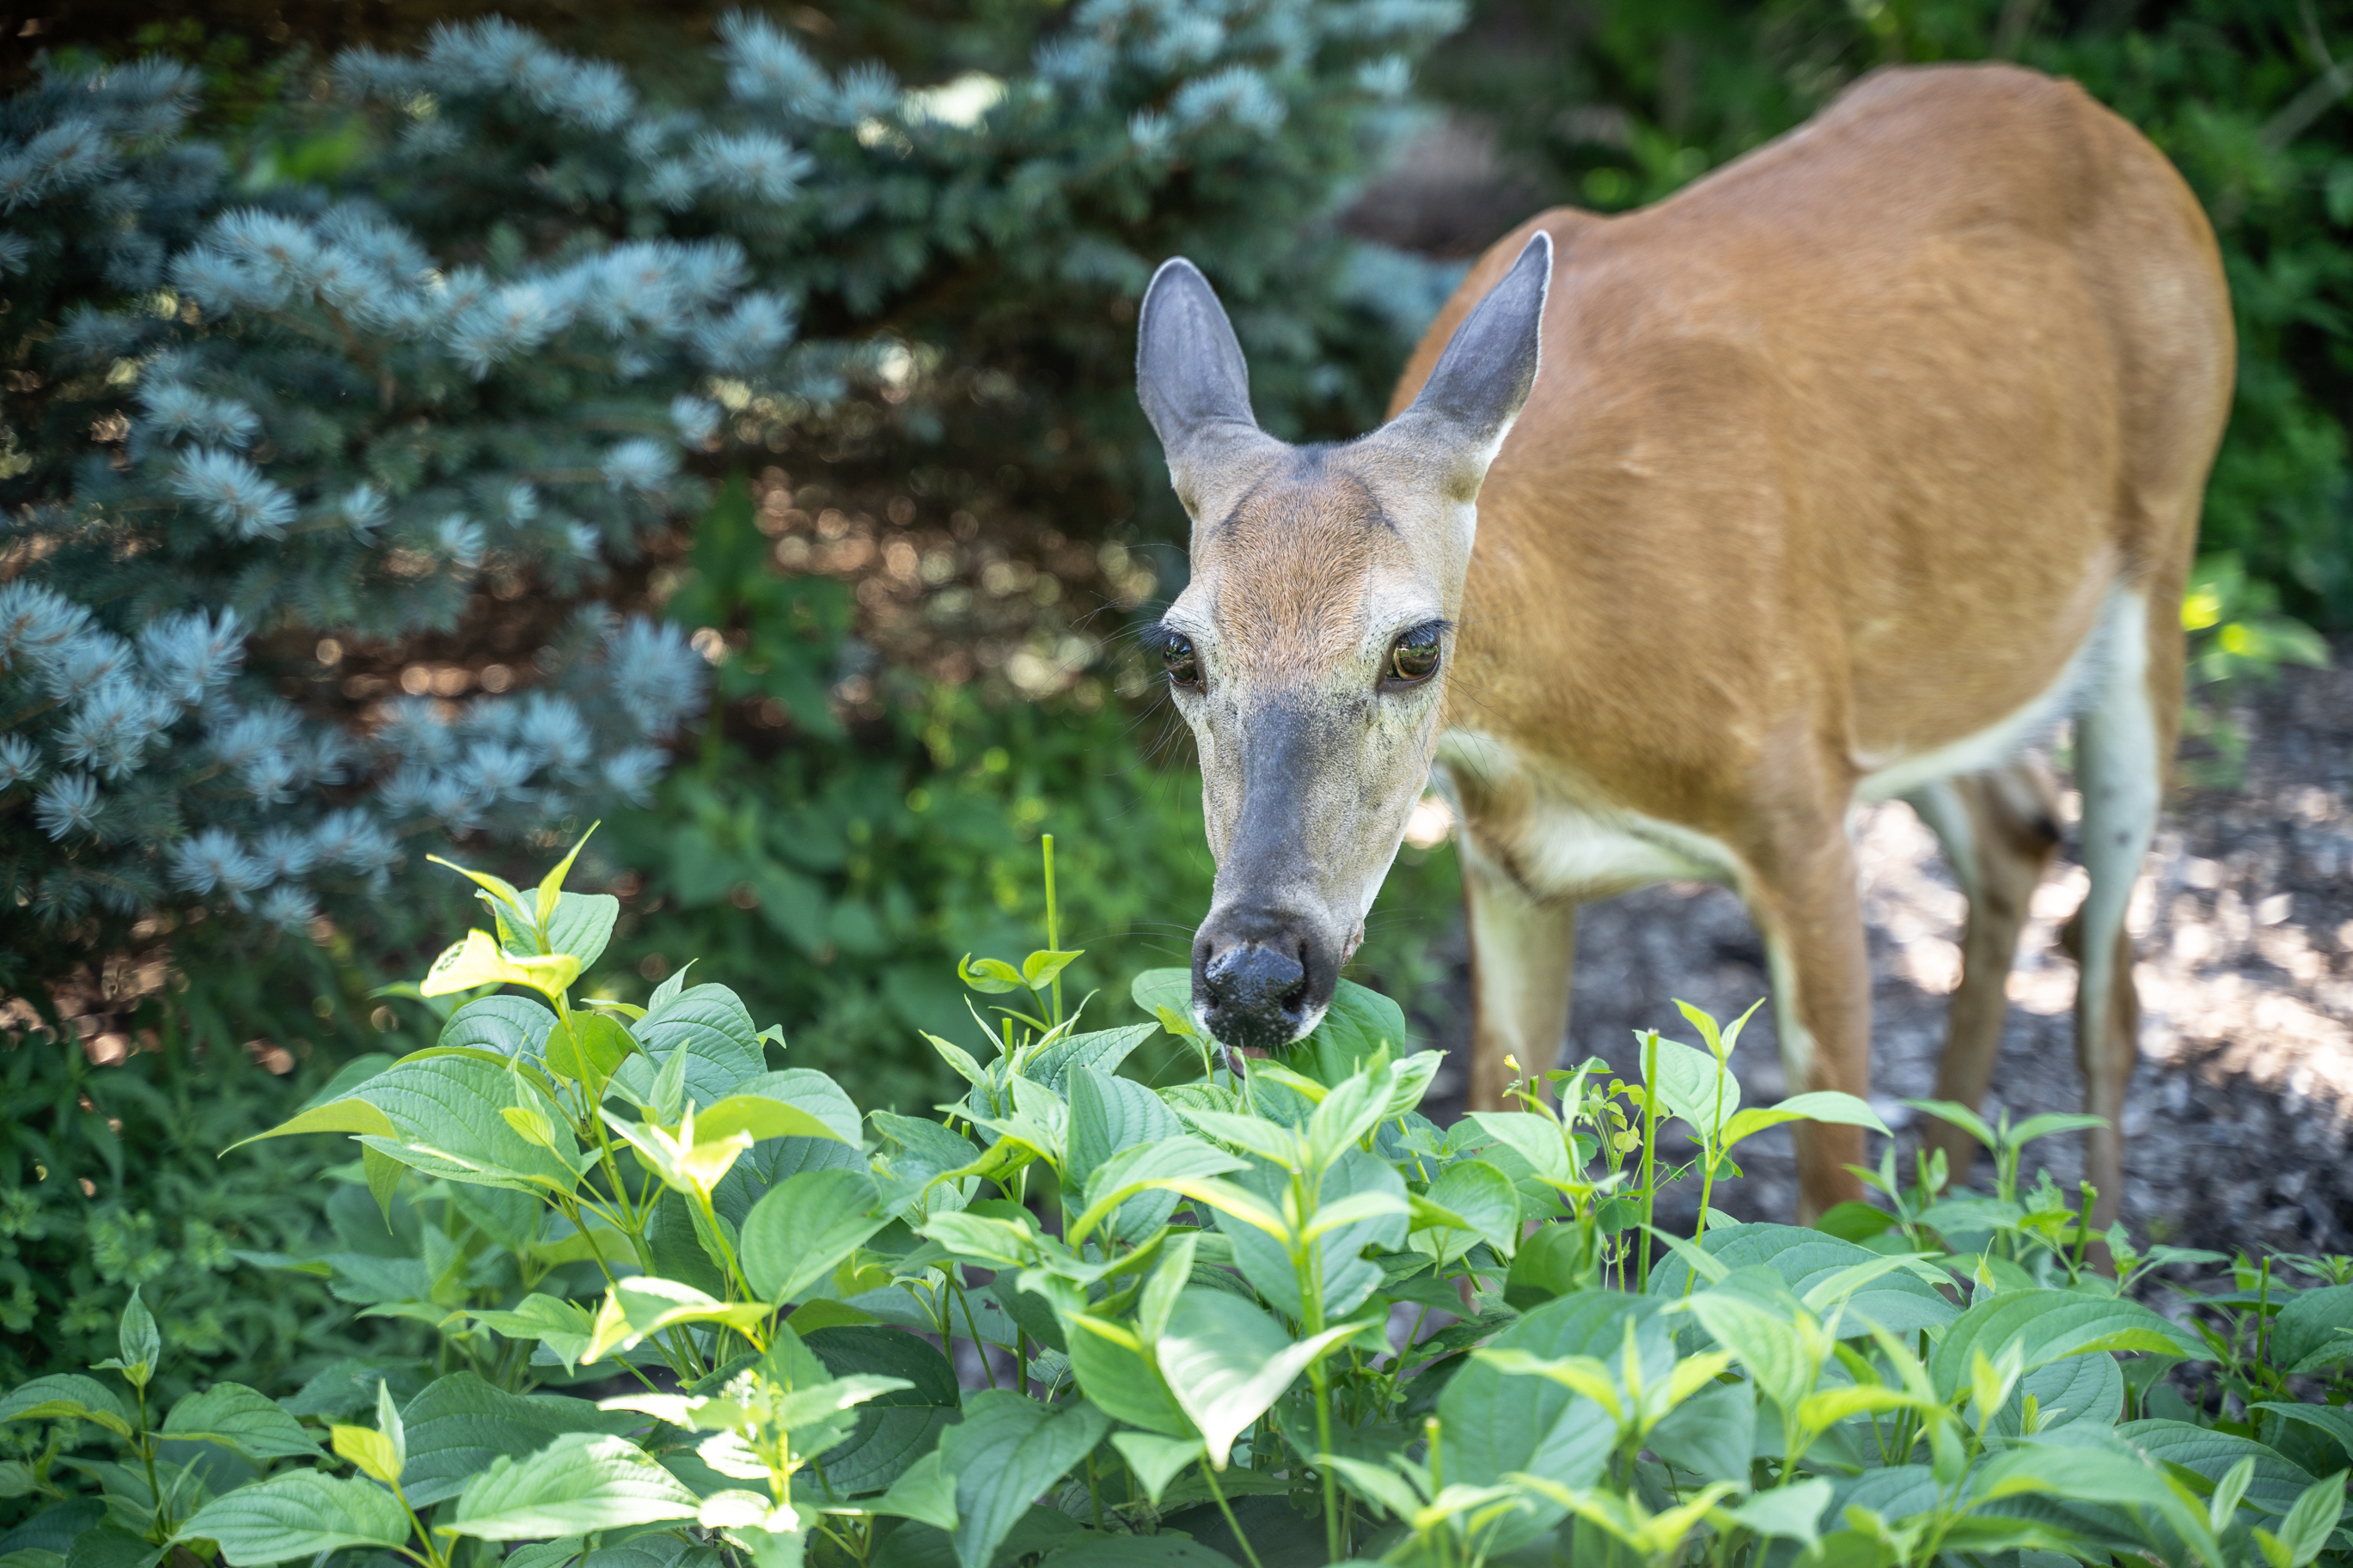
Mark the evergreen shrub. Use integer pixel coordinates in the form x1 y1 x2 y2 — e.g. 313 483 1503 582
0 0 1464 992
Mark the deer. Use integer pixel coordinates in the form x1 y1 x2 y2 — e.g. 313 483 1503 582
1134 63 2232 1226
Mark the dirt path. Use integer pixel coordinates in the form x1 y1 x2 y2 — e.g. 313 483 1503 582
1409 650 2353 1255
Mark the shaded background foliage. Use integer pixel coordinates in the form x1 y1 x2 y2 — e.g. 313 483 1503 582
3 0 2349 1437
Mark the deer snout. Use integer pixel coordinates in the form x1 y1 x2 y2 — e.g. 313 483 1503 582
1192 907 1335 1053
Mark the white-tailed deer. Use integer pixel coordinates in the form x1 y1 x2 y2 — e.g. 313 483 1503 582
1136 64 2231 1223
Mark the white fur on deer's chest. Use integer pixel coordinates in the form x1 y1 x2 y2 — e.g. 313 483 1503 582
1433 732 1739 900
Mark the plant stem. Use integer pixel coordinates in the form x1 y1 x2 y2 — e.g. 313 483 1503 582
1042 834 1063 1026
1636 1031 1661 1292
1201 1462 1268 1568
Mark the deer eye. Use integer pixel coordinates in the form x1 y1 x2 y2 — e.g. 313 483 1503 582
1384 624 1442 688
1162 631 1201 690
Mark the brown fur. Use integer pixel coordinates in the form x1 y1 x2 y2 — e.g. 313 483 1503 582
1384 64 2231 1220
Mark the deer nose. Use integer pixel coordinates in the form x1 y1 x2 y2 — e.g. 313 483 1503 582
1196 938 1311 1052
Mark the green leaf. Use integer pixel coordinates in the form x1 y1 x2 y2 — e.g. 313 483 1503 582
1973 1438 2225 1566
2270 1284 2353 1376
957 955 1027 993
535 824 598 929
2271 1469 2348 1568
858 1449 960 1530
2257 1402 2353 1469
1904 1098 1995 1150
1983 1344 2124 1443
730 1069 864 1145
1464 1111 1574 1187
1131 967 1193 1028
58 1524 158 1568
1067 1136 1247 1243
1022 1023 1158 1094
546 1011 633 1087
1931 1291 2211 1399
1064 1065 1181 1238
1063 1315 1188 1437
1219 1149 1405 1320
173 1471 412 1565
428 856 534 925
1157 1289 1362 1467
697 1091 853 1146
938 1390 1109 1568
0 1376 133 1438
115 1288 159 1382
587 1276 770 1364
1409 1158 1519 1266
400 1374 640 1508
1647 1223 1954 1334
1036 1534 1241 1566
1720 1091 1892 1150
1289 978 1409 1085
440 996 559 1059
1682 1289 1815 1414
1649 1376 1754 1483
1647 1036 1738 1138
2118 1420 2327 1521
229 1095 398 1152
422 929 581 1000
740 1168 886 1304
803 1327 963 1496
449 1432 700 1540
1725 1475 1830 1549
466 1295 598 1376
159 1383 322 1461
1019 949 1080 988
1305 1064 1396 1170
1439 1292 1654 1553
627 984 767 1108
1110 1433 1207 1508
545 893 620 968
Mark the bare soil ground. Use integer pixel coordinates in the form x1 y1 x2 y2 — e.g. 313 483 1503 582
1407 650 2353 1254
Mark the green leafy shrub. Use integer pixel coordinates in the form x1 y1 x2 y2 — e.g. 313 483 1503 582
8 833 2351 1566
0 1023 433 1395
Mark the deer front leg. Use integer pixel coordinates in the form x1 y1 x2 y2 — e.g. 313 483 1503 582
1460 833 1577 1113
1742 818 1875 1222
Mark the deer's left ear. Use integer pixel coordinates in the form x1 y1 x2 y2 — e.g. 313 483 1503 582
1386 232 1551 496
1137 258 1287 524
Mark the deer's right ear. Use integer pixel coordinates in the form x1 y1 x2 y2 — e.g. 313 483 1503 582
1390 232 1552 497
1137 259 1282 520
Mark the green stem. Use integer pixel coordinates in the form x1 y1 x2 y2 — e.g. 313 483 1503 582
1636 1031 1661 1293
954 1281 998 1390
1201 1462 1268 1568
2070 1181 2098 1278
1042 834 1063 1027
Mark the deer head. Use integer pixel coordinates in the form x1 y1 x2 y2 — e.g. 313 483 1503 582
1137 235 1551 1054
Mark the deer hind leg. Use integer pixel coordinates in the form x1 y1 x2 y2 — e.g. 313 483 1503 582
1743 808 1875 1222
1904 764 2062 1190
2069 589 2165 1232
1460 833 1578 1113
